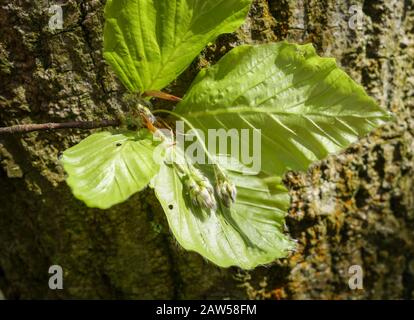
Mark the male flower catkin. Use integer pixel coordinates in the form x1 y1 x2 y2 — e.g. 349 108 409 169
184 167 217 211
215 170 237 208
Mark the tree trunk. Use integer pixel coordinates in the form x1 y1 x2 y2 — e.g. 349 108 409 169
0 0 413 299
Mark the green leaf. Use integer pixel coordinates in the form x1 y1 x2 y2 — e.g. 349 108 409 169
62 130 161 209
175 42 392 176
103 0 252 92
151 148 295 269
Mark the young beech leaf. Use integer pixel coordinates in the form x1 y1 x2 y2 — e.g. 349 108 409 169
175 42 392 176
61 130 161 210
103 0 252 93
151 147 295 269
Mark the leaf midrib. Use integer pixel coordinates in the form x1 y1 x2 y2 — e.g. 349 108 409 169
180 105 385 119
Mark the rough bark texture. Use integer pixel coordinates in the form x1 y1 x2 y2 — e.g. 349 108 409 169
0 0 413 299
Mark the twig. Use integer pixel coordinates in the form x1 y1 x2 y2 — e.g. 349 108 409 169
0 119 121 134
144 90 182 102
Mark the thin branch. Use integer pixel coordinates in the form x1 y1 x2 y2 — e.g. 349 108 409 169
0 119 121 134
0 90 181 135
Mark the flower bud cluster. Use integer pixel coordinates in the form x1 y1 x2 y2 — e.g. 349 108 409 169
215 171 237 208
185 168 217 211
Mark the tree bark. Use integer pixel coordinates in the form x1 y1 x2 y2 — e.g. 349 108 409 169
0 0 413 299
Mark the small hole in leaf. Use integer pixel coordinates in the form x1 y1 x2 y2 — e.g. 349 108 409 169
116 143 122 147
168 204 174 210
